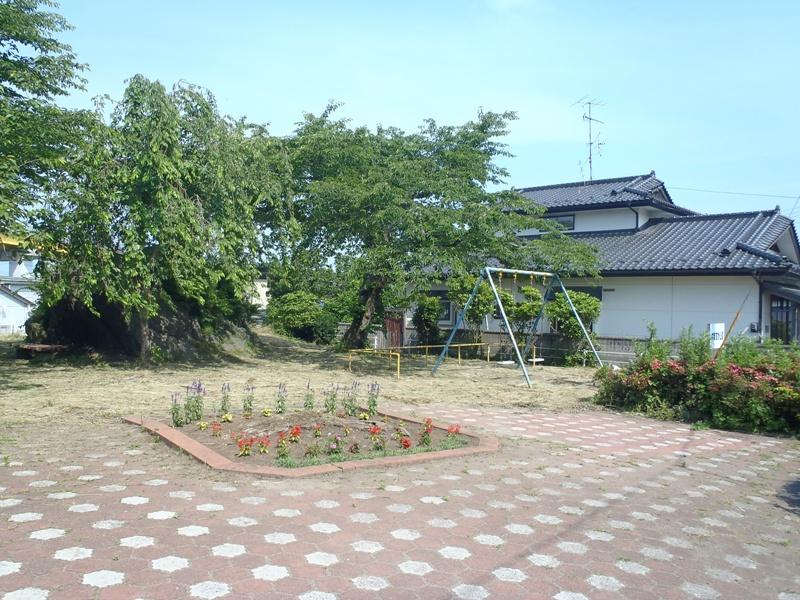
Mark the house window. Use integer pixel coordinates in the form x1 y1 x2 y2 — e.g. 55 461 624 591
544 214 575 231
430 291 453 323
770 296 797 343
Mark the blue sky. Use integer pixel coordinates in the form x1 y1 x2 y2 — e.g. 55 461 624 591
58 0 800 215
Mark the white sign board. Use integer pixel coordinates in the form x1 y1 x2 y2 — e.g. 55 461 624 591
709 322 725 349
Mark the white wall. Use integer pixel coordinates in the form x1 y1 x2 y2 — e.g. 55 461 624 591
0 294 32 335
583 275 760 339
518 206 680 237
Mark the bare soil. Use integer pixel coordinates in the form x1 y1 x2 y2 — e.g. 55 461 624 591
178 409 472 467
0 328 599 428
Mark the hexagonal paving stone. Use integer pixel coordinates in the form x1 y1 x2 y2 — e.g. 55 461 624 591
438 546 471 560
211 543 246 558
390 528 421 541
306 521 338 534
352 576 389 591
587 575 624 592
252 564 290 581
351 540 383 553
398 561 433 576
178 525 210 537
53 547 92 561
3 588 50 600
528 553 560 568
0 561 21 577
120 535 155 548
151 556 189 572
28 528 65 542
305 552 339 567
263 532 296 544
452 584 490 599
189 580 230 599
82 570 124 588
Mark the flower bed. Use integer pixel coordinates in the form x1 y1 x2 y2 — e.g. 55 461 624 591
126 379 495 476
181 410 472 468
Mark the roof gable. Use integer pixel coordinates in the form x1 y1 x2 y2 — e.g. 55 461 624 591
517 172 695 216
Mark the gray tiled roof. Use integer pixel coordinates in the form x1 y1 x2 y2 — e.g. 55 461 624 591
518 172 695 215
571 210 799 274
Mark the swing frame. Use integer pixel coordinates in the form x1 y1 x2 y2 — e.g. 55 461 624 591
431 266 602 387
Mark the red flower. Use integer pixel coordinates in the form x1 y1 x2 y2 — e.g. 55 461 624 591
447 424 461 436
400 436 412 449
369 425 383 436
423 418 433 433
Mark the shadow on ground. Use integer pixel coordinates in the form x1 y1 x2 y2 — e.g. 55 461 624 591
778 478 800 515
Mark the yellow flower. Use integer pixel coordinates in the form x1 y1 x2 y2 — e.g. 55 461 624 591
262 407 272 417
221 413 233 423
198 421 208 431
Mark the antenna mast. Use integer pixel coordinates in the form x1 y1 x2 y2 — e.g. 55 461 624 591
576 98 604 180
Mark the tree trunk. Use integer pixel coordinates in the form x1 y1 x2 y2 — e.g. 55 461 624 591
342 277 385 349
136 307 150 364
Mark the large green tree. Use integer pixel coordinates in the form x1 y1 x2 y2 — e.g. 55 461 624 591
0 0 85 235
34 76 273 358
293 107 597 348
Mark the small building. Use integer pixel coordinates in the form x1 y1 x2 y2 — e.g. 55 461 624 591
0 235 39 336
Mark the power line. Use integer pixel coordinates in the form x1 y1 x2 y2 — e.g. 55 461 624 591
671 186 798 200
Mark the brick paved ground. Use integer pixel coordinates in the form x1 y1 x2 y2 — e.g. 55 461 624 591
1 404 798 600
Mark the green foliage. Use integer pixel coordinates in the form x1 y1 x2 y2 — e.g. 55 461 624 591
412 295 443 345
0 0 86 234
266 290 336 344
34 76 269 358
274 383 287 415
292 105 597 348
545 291 601 365
595 328 800 435
449 275 496 343
502 285 543 351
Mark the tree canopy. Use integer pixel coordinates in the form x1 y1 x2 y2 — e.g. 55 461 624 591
4 0 599 358
0 0 85 235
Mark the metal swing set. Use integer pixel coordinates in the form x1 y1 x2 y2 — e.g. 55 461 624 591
431 266 602 387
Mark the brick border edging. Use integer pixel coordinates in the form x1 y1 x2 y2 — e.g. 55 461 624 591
122 409 499 479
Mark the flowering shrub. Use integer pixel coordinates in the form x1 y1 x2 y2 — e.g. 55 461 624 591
303 381 315 411
211 421 222 437
447 424 461 436
184 381 205 422
198 421 208 431
275 383 288 414
170 393 185 427
221 412 233 423
277 431 289 459
419 418 433 446
236 435 255 457
342 381 359 417
243 384 255 418
323 385 338 414
327 435 343 455
220 383 231 415
313 423 322 437
257 436 271 454
596 333 800 434
289 425 302 443
400 436 412 449
367 382 380 416
369 424 385 451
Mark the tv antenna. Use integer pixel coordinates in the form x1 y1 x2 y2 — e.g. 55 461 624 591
574 98 605 180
